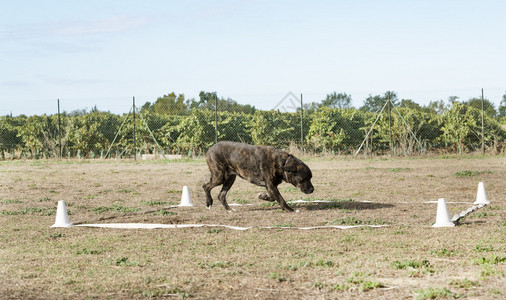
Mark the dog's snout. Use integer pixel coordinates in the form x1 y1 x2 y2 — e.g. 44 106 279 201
301 183 314 194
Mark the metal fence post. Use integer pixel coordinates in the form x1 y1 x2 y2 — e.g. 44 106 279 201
388 96 393 156
215 95 218 144
57 99 62 159
300 93 304 153
133 96 136 160
481 88 485 155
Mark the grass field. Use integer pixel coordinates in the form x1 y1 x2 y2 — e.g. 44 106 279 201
0 155 505 299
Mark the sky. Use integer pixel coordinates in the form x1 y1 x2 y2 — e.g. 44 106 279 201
1 0 505 116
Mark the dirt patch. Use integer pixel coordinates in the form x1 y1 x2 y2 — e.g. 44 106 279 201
0 156 505 299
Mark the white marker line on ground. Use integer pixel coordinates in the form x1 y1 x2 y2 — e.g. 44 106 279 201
75 223 388 230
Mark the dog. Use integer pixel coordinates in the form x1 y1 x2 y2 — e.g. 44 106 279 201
202 141 314 212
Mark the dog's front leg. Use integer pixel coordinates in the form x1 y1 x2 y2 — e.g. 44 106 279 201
266 184 294 212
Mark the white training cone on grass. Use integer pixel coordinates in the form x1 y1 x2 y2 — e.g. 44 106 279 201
179 186 194 207
474 182 490 205
51 200 72 228
432 198 455 227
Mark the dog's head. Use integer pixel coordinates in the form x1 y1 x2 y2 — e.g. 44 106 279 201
282 155 314 194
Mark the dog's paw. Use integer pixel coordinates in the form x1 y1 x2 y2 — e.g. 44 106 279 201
257 192 274 202
257 192 268 200
206 205 212 210
295 209 300 213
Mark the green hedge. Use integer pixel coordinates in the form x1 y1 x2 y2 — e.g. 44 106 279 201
1 104 505 158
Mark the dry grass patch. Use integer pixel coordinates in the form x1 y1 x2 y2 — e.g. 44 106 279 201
0 156 505 299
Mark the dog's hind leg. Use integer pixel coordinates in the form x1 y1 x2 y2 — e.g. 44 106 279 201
217 175 236 211
202 172 225 209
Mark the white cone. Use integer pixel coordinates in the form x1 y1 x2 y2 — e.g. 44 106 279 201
432 198 455 227
51 200 72 227
179 186 194 207
474 182 490 205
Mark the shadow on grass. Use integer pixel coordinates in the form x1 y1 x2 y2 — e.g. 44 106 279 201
249 200 395 211
303 201 394 211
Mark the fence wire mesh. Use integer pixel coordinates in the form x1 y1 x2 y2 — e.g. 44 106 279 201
1 96 505 160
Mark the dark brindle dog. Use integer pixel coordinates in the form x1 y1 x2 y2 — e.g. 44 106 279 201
202 141 314 212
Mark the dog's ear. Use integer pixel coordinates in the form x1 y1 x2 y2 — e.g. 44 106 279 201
283 155 298 172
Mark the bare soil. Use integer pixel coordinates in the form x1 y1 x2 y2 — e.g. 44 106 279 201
0 156 505 299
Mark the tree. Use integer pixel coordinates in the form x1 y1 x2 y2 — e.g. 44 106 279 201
0 115 24 153
189 91 256 114
307 107 366 153
248 110 299 148
140 102 154 113
425 100 446 114
68 108 88 116
321 92 352 109
448 96 459 105
497 92 506 118
466 97 497 118
197 91 218 109
399 99 421 110
360 91 399 112
301 102 320 114
153 92 186 115
439 102 477 154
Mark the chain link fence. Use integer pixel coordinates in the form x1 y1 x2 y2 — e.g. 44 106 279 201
1 94 506 160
